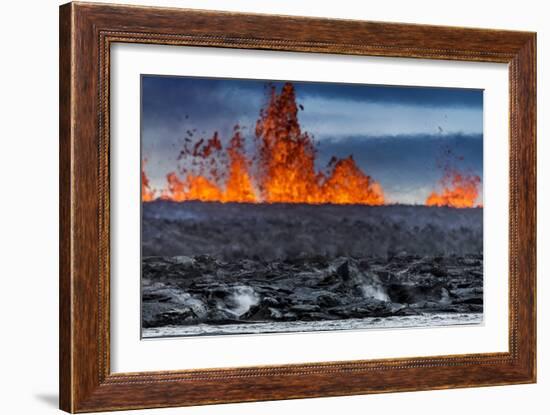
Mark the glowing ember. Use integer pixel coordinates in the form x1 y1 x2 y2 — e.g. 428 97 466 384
144 82 384 205
426 170 481 208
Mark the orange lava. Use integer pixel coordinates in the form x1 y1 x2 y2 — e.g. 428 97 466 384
321 156 385 205
141 165 155 202
144 82 384 205
162 172 223 202
222 127 257 203
425 171 481 208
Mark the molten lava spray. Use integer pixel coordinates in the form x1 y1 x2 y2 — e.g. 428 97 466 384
144 82 385 205
321 156 385 205
425 143 482 208
254 83 321 203
425 171 481 208
223 127 257 203
142 162 155 202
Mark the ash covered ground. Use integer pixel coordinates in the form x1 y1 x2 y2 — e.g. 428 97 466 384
141 201 483 337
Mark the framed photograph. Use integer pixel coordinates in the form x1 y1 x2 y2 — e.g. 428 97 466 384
59 2 536 412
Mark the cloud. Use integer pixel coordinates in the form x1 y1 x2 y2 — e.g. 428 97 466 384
142 76 483 143
293 81 483 109
297 96 483 138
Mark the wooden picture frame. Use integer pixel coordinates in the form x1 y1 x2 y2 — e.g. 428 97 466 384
59 2 536 412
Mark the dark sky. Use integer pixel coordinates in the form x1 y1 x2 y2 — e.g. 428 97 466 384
141 75 483 204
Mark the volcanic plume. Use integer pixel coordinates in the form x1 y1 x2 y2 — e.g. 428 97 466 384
145 82 385 205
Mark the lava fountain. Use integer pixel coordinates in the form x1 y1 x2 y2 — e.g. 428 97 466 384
144 82 385 205
425 170 482 208
141 160 155 202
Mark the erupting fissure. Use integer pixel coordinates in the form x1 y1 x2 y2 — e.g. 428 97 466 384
143 82 385 205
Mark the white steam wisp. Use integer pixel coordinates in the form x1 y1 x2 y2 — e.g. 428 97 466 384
229 286 259 316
